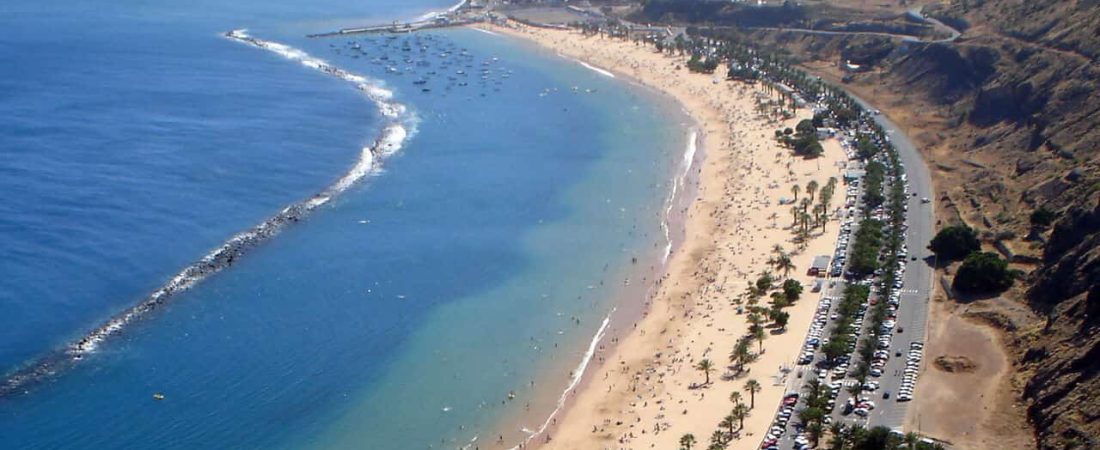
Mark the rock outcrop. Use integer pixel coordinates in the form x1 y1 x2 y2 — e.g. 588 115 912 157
1023 198 1100 450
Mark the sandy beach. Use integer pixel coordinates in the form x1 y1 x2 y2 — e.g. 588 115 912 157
477 23 848 450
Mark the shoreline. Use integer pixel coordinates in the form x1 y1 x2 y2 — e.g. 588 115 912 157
471 32 708 447
478 23 847 450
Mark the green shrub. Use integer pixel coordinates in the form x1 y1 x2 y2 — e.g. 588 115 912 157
1030 206 1057 228
953 252 1014 293
929 225 980 261
782 279 803 301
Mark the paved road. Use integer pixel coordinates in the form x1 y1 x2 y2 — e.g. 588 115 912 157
855 98 937 430
906 7 962 43
747 6 962 45
745 27 927 43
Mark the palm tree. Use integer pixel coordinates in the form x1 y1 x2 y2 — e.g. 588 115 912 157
807 421 825 447
806 180 819 203
696 359 714 385
773 253 795 278
904 432 920 450
753 326 766 353
732 403 750 429
814 203 827 231
729 391 742 406
719 415 735 437
791 184 800 201
709 430 725 448
806 378 826 402
744 379 762 409
828 423 847 450
730 338 754 373
747 312 765 336
848 424 867 446
679 433 696 450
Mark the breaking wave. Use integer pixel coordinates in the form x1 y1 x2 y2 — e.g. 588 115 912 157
0 30 417 398
662 129 697 263
508 309 615 450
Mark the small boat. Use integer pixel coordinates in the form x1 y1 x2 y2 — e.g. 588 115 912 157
153 393 165 401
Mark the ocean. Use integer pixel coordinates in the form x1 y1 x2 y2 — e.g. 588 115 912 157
0 1 688 448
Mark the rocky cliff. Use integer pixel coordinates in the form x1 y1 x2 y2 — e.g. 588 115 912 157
1023 198 1100 449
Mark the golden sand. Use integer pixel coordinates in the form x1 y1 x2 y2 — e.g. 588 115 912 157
478 23 847 450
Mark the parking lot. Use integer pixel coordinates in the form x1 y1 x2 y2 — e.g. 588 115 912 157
760 111 937 449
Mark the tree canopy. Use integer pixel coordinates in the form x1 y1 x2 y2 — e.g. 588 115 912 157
953 251 1015 293
848 218 884 276
929 224 980 261
782 279 803 302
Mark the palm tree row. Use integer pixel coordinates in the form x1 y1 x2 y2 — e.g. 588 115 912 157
788 176 838 246
681 378 761 450
826 423 945 450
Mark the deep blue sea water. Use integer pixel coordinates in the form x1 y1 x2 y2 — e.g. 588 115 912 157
0 1 687 448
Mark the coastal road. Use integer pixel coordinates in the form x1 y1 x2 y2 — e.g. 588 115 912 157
746 6 961 45
856 99 937 430
906 7 962 43
744 27 927 43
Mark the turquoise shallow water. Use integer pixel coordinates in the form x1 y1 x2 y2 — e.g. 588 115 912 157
0 1 686 448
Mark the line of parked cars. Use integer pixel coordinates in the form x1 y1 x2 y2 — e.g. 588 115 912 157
829 182 862 277
896 342 923 401
797 297 833 365
868 226 910 380
761 392 814 450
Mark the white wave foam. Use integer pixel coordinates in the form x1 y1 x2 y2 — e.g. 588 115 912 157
472 28 500 37
414 0 467 22
578 61 615 79
508 310 615 450
661 130 697 263
0 30 422 395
